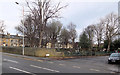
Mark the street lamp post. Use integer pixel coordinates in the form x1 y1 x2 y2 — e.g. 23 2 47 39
118 1 120 39
15 2 25 55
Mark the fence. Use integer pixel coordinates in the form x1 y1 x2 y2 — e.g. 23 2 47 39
56 48 114 56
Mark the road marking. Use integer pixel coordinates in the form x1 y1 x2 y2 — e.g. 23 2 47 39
48 62 54 64
3 59 18 63
109 68 119 72
90 68 100 72
72 66 80 69
30 65 60 73
59 64 65 66
37 60 43 62
9 67 31 74
110 72 116 73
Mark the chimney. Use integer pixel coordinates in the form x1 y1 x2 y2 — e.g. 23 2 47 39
16 34 18 36
7 32 10 36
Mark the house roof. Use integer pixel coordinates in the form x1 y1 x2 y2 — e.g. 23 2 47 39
0 34 22 39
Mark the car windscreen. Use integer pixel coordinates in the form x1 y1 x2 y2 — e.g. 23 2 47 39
110 53 120 57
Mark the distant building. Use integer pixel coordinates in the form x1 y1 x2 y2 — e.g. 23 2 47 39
46 42 73 49
0 33 23 47
46 43 52 48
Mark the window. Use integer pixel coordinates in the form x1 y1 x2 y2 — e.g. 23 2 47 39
6 39 8 42
11 40 13 42
16 40 18 42
3 42 5 44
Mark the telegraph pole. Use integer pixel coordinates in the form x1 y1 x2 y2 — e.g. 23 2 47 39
15 2 25 55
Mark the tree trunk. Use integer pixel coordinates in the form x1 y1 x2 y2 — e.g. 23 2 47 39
51 41 55 48
72 39 74 48
97 39 100 51
39 31 43 48
107 40 111 51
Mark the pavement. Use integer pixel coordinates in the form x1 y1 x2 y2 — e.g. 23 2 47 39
2 52 120 75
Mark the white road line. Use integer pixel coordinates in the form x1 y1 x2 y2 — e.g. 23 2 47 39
110 72 115 73
3 59 18 63
72 66 80 69
30 65 60 73
48 62 54 64
59 64 65 66
9 67 31 74
30 65 42 69
90 68 100 72
37 60 43 62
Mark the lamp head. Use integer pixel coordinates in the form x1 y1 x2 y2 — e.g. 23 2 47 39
15 2 19 5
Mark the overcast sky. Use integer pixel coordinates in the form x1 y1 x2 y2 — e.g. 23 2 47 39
0 0 119 41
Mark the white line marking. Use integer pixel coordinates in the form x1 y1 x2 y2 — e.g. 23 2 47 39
9 67 31 74
48 62 54 64
110 72 115 73
30 65 60 73
3 59 18 63
37 60 43 62
73 66 80 68
90 68 100 72
59 64 65 66
30 65 42 69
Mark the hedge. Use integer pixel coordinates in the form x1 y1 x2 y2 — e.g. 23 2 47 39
2 47 64 57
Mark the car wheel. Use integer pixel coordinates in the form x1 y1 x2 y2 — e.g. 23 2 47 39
108 60 111 64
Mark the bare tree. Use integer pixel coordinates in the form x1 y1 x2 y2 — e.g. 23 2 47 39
67 22 77 48
16 15 39 47
93 20 105 50
0 20 5 34
25 0 68 47
59 28 70 48
45 20 62 48
104 13 119 51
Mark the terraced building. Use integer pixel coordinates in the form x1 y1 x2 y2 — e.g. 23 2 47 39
0 33 23 47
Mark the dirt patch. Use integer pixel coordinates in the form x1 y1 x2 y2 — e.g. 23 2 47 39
49 56 102 60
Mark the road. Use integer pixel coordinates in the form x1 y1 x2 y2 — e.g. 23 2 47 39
2 53 120 75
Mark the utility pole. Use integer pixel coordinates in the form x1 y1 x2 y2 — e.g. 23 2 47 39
15 2 25 55
118 1 120 39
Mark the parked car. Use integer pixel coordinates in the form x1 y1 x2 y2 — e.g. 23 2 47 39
108 53 120 64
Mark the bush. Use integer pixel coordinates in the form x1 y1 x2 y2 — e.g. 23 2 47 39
2 47 22 55
2 47 111 57
24 47 37 56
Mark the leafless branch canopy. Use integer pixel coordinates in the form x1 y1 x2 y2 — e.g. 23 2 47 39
0 20 5 34
16 0 68 47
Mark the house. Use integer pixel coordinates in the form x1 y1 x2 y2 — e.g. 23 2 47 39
0 33 23 47
46 42 73 49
